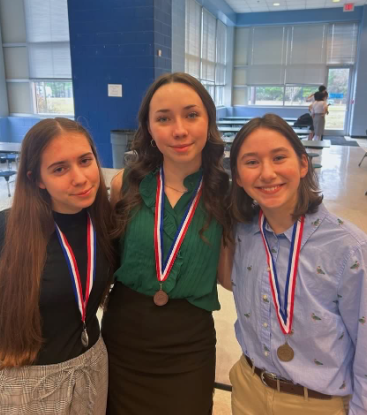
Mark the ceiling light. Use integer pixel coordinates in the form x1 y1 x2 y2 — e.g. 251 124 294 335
332 0 341 2
273 2 280 5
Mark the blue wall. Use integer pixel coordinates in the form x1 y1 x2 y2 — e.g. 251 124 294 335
224 107 307 119
0 117 7 141
7 117 43 143
0 116 43 143
216 107 228 120
67 0 172 167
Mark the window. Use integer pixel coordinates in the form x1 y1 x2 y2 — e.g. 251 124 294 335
247 86 284 106
203 82 215 101
24 0 73 115
284 86 316 106
34 81 74 114
233 22 358 106
246 85 319 106
185 0 201 78
185 0 227 106
215 20 227 107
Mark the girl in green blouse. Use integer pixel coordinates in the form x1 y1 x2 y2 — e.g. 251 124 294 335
102 73 230 415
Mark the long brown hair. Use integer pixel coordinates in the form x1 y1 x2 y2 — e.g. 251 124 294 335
229 114 323 224
0 118 115 368
112 72 230 241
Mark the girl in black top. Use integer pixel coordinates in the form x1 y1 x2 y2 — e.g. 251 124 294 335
0 118 115 415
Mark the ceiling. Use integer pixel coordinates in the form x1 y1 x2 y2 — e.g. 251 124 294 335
225 0 367 13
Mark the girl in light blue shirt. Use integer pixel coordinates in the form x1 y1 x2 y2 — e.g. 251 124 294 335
219 114 367 415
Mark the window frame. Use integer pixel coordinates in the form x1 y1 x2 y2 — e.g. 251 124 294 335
233 21 358 107
185 0 227 107
31 79 74 116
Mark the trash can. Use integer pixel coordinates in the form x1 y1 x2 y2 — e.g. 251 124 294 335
110 129 135 169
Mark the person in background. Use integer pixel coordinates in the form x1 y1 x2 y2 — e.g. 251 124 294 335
0 118 115 415
306 85 328 102
219 114 367 415
102 72 230 415
309 91 329 140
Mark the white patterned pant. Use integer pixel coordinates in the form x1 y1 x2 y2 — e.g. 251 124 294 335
0 337 108 414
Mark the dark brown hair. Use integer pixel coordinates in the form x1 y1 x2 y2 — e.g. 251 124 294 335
229 114 323 224
113 72 230 242
314 91 326 101
0 118 115 368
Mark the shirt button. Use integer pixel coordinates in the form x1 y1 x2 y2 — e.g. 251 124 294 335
264 351 269 357
263 322 268 328
263 294 268 301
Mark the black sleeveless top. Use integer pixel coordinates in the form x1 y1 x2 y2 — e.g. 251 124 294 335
0 209 110 365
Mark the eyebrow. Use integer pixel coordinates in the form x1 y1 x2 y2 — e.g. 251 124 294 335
47 152 93 170
240 147 290 160
155 104 198 114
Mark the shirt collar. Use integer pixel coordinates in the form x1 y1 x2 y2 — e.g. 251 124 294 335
252 204 328 244
139 167 203 208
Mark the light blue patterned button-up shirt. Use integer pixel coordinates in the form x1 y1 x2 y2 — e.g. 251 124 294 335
232 204 367 415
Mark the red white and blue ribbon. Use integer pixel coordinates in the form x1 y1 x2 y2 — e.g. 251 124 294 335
54 213 96 324
154 166 203 282
259 211 304 335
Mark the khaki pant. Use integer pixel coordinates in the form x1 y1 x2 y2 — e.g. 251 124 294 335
230 355 349 415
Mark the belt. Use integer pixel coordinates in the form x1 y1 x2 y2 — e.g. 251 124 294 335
244 355 332 400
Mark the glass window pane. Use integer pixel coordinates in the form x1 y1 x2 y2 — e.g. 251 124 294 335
325 68 350 130
248 86 284 106
34 81 74 114
215 86 224 106
203 82 215 101
284 85 317 106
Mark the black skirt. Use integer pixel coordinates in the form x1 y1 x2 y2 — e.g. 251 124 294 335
101 283 216 415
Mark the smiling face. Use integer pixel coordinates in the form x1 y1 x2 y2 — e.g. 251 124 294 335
38 132 100 214
148 82 209 171
235 127 308 220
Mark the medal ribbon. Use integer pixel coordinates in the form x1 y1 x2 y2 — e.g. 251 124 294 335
154 166 203 282
55 213 96 323
259 210 304 334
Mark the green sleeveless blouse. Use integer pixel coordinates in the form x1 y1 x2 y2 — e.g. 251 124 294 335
114 169 222 311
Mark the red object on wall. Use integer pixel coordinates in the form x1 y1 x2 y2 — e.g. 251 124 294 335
343 3 355 12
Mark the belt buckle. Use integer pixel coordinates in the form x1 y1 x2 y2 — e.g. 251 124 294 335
260 370 278 387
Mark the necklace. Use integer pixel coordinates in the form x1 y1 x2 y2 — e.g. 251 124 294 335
164 184 188 193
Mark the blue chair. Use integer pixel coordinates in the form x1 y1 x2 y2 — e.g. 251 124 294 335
0 170 17 197
6 153 19 169
0 153 7 164
0 153 18 169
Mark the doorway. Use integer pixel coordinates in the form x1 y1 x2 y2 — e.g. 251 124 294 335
325 67 351 135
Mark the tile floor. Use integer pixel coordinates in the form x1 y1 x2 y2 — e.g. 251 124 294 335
1 140 366 414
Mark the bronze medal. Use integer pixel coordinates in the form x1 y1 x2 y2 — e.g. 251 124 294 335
153 289 169 306
154 169 202 308
81 328 89 348
277 342 294 362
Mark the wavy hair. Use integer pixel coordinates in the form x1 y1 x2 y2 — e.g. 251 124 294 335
0 118 115 368
112 72 230 242
229 114 323 224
